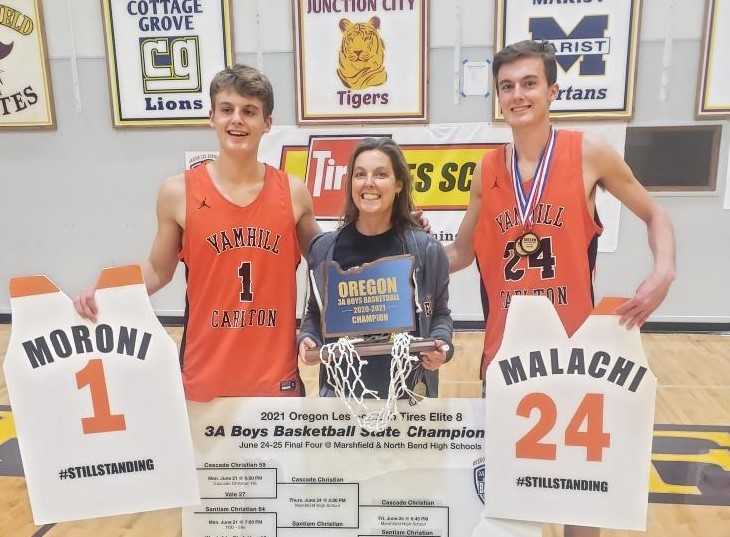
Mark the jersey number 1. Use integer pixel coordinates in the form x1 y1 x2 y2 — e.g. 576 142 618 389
239 261 254 302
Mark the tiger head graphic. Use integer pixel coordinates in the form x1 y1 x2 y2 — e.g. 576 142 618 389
336 17 387 91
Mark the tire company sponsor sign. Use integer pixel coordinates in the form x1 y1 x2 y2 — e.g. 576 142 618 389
495 0 641 119
101 0 232 127
0 0 54 128
484 296 656 530
280 135 501 217
294 0 428 124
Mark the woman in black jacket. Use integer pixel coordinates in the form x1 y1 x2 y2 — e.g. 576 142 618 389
297 137 453 398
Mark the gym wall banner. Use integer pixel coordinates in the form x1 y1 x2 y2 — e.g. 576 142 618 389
293 0 428 124
0 0 55 129
494 0 641 120
101 0 232 127
697 0 730 118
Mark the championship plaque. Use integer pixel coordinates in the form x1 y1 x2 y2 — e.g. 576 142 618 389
307 254 436 360
305 254 438 432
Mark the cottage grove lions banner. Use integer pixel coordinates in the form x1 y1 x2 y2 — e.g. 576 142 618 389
294 0 428 124
0 0 54 128
495 0 641 119
101 0 232 127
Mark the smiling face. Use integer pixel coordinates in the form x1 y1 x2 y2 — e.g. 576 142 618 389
496 56 558 129
208 90 271 156
350 149 403 224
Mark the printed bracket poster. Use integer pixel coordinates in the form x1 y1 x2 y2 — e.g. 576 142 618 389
101 0 232 127
294 0 428 124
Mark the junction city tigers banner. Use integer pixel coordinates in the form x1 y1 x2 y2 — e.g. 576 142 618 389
186 122 624 321
293 0 428 124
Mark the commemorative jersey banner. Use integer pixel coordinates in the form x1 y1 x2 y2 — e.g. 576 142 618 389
483 296 656 530
101 0 232 127
183 397 541 537
0 0 54 128
4 266 199 524
697 0 730 118
294 0 428 124
495 0 641 119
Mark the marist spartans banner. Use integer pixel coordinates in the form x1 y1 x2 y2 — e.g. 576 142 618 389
186 123 624 321
495 0 641 119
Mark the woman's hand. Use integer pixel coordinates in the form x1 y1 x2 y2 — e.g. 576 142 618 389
420 339 449 370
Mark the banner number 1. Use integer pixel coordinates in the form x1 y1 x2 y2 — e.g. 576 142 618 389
75 359 127 434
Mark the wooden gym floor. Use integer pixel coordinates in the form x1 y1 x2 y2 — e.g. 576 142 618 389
1 326 729 536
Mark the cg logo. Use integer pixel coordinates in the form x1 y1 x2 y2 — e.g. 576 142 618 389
529 15 610 76
139 36 201 93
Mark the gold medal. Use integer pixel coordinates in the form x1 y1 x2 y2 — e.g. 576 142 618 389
519 231 540 254
514 237 529 257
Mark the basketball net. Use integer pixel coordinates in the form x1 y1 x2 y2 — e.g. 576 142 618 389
319 332 421 432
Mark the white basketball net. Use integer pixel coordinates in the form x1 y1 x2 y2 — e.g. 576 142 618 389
319 332 421 432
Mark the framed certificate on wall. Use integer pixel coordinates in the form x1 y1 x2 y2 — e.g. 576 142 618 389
101 0 232 127
0 0 55 129
494 0 641 120
697 0 730 118
293 0 428 124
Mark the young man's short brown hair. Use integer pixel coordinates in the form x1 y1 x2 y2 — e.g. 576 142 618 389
492 40 558 90
209 64 274 117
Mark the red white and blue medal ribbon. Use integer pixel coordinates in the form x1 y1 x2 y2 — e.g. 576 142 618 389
511 127 557 230
511 127 557 256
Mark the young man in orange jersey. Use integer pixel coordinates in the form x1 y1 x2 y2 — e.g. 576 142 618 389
75 65 320 401
447 41 676 537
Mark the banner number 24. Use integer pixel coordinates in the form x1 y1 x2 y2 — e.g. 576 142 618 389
516 393 610 462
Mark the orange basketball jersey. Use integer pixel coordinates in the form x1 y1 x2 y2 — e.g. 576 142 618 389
473 130 602 376
179 164 302 401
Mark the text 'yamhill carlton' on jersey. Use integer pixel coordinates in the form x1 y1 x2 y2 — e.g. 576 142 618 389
473 130 603 375
179 164 302 401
